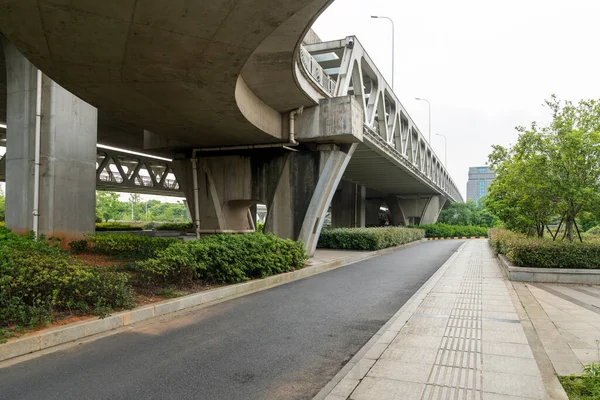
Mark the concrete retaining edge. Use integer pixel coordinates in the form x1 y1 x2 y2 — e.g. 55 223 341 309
0 239 427 364
497 254 600 284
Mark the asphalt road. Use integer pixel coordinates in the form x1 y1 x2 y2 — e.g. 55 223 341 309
0 240 462 400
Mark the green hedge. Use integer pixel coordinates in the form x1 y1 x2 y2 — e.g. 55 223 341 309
95 222 142 231
70 233 179 258
317 227 425 251
489 228 600 269
0 227 134 329
410 223 488 238
156 222 193 231
133 233 307 285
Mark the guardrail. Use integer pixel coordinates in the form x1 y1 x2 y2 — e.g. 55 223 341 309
299 46 336 95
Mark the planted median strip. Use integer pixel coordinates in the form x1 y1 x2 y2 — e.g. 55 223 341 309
0 228 306 346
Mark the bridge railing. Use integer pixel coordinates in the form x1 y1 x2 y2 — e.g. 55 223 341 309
298 38 463 202
299 46 336 96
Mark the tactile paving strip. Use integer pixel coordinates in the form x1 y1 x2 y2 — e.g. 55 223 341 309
421 251 483 400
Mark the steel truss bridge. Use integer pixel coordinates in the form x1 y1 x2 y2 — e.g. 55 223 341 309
299 36 462 202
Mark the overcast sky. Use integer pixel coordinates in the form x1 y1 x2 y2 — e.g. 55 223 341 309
313 0 600 200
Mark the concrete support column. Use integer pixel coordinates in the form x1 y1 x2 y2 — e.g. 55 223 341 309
331 180 365 228
386 194 407 226
3 39 97 241
421 195 447 225
173 143 356 256
397 195 447 225
365 198 382 227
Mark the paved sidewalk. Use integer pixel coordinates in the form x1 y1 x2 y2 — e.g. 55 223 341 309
316 239 567 400
514 280 600 375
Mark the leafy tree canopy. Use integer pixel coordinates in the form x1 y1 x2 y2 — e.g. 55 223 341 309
487 96 600 241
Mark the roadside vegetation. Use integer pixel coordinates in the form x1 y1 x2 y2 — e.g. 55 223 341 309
96 191 189 223
0 227 134 342
489 228 600 269
484 96 600 270
318 227 424 250
0 228 307 343
559 362 600 400
487 96 600 242
410 223 488 238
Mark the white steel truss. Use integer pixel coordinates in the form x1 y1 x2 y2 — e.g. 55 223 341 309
96 148 181 196
298 37 462 202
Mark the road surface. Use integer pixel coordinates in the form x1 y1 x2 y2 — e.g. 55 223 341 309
0 240 462 400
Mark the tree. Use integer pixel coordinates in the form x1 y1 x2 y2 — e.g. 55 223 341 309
437 198 499 227
96 191 124 222
128 193 142 221
487 96 600 241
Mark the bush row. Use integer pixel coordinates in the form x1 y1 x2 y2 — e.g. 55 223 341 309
317 227 425 251
489 228 600 269
70 233 179 258
132 233 307 285
95 222 142 231
0 227 134 328
410 223 488 238
155 222 193 231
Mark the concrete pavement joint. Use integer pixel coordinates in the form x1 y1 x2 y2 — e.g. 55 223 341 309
312 241 468 400
508 281 570 400
0 239 427 366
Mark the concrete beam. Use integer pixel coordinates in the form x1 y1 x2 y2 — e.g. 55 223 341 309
295 96 363 143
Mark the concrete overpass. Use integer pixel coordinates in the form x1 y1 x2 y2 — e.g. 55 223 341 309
0 1 461 254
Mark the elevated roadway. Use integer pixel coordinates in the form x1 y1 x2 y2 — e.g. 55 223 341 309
0 0 461 250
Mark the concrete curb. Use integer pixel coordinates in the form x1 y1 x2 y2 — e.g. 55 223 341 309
312 240 468 400
426 236 486 240
498 254 600 284
0 239 427 364
506 281 569 399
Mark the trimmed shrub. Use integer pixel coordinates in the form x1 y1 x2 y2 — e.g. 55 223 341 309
156 222 193 231
143 222 157 230
317 227 425 251
410 223 488 238
134 233 307 285
95 222 142 231
79 233 179 258
0 226 135 328
489 228 600 269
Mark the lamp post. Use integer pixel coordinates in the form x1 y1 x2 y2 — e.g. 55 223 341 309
415 97 431 143
435 133 447 167
371 15 395 90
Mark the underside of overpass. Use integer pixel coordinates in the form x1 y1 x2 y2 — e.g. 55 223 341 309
0 0 461 254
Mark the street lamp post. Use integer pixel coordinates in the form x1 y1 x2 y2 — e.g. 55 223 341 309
371 15 395 90
435 133 447 167
415 97 431 143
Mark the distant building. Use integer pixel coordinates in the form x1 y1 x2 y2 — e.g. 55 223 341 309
466 166 495 202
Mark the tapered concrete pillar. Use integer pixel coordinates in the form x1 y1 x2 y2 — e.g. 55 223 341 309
386 194 407 226
172 144 356 256
3 39 97 241
398 195 447 225
331 180 366 228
